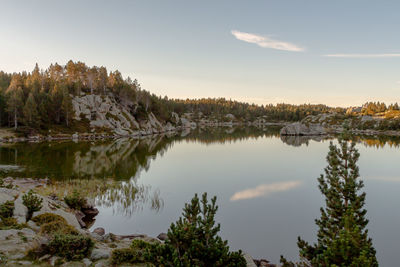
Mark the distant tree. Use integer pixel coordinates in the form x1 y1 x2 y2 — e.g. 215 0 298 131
23 92 39 126
50 84 64 124
61 89 74 127
281 135 377 266
97 66 108 95
86 67 98 94
6 86 24 129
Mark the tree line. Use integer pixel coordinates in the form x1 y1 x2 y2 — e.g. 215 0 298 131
0 61 345 132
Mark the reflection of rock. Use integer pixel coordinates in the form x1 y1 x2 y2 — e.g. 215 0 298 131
280 122 327 136
280 135 327 147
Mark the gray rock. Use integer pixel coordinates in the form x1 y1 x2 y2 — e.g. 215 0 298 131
243 253 257 267
50 256 62 266
27 220 40 232
13 195 27 224
157 232 168 241
90 248 111 261
280 122 327 136
92 227 105 236
0 188 19 204
82 258 92 266
89 232 104 242
94 259 110 267
33 197 82 230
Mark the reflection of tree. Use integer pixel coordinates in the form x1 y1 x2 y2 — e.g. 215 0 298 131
95 180 164 217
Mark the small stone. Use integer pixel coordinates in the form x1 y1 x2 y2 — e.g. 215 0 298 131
157 232 168 241
92 227 105 236
39 254 51 261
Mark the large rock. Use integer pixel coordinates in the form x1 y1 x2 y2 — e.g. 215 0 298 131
0 228 36 259
33 197 82 230
90 248 111 261
0 188 18 204
280 122 327 136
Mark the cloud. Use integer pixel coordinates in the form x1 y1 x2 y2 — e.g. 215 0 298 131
230 181 302 201
231 30 304 52
324 53 400 58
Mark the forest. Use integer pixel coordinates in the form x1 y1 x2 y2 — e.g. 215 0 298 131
0 61 347 132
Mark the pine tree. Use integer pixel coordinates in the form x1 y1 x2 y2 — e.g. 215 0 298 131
50 84 64 124
281 136 378 266
61 89 73 127
23 92 39 126
6 86 24 130
155 193 246 266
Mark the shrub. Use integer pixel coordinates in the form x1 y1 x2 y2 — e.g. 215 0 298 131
32 213 66 226
0 201 14 218
47 233 94 260
130 239 153 250
111 248 145 265
39 221 78 236
22 190 43 221
149 193 246 267
0 217 20 229
64 190 86 210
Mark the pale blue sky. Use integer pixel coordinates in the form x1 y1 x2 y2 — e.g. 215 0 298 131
1 0 400 107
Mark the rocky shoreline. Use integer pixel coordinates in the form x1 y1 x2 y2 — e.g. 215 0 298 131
280 113 400 137
0 178 275 266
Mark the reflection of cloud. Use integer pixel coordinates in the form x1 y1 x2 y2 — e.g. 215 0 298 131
230 181 302 201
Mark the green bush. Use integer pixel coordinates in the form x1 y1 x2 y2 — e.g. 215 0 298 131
39 221 78 236
32 213 67 226
139 193 246 267
47 233 94 260
0 217 21 229
64 190 86 210
111 248 146 265
0 201 14 218
130 239 153 250
22 190 43 221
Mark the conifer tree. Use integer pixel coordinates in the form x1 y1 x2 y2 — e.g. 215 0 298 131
23 92 39 126
6 86 24 129
61 89 73 127
281 136 378 266
155 193 246 266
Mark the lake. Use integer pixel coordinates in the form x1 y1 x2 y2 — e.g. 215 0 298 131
0 127 399 266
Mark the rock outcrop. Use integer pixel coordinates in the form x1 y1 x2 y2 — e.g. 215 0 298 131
280 122 327 136
72 94 178 136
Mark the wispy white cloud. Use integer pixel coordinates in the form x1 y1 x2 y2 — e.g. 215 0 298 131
324 53 400 58
231 30 304 52
230 181 302 201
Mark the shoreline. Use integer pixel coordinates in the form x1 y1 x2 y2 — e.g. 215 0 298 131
0 177 272 266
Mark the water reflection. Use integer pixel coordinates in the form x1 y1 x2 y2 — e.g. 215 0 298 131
230 181 302 201
96 181 164 217
2 127 400 218
280 135 328 147
280 134 400 148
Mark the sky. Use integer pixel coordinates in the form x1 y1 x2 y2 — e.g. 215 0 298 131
1 0 400 107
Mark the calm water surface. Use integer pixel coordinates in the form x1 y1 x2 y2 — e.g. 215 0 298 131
0 128 399 266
